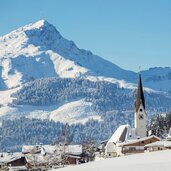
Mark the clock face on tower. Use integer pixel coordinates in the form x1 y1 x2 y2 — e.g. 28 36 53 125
139 114 144 119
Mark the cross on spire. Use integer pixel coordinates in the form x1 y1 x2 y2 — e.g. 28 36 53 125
139 66 141 73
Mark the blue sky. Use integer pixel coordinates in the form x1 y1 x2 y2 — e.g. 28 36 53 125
0 0 171 71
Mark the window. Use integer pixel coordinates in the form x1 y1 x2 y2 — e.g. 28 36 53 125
139 114 144 119
140 108 143 112
129 147 136 151
142 141 144 144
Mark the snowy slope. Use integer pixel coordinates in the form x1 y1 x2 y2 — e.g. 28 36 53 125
142 67 171 92
1 19 170 92
0 85 101 124
0 92 101 124
51 150 171 171
0 20 136 90
49 99 101 124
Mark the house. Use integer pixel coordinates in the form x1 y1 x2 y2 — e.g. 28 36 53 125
22 144 83 169
22 144 82 156
145 130 171 152
105 73 160 157
119 135 160 155
97 139 108 157
144 141 167 152
0 152 26 169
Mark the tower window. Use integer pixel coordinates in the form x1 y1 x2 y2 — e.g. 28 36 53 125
140 108 143 112
139 114 144 119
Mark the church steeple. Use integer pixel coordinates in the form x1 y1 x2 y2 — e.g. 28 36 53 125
134 73 147 138
135 74 145 112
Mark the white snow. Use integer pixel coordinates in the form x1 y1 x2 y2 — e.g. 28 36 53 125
0 88 19 105
49 99 101 124
47 50 88 78
22 144 82 155
0 20 90 88
105 124 137 154
0 19 170 92
51 150 171 171
0 152 24 164
0 20 170 123
119 135 160 146
0 95 101 124
107 125 136 144
144 140 171 148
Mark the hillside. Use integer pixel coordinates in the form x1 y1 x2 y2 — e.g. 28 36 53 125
0 77 170 124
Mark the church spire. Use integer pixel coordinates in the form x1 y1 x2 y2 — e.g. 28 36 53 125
135 74 145 112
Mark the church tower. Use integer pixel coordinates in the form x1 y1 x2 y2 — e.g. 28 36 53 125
134 74 147 138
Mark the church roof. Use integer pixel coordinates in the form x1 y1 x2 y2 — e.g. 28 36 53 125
105 124 137 153
135 74 145 112
106 124 137 145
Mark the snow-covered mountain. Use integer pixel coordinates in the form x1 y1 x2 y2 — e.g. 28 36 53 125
0 20 170 125
0 19 170 92
142 67 171 92
0 20 171 151
0 20 136 90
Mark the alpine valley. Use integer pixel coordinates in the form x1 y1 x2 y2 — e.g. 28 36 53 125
0 20 171 151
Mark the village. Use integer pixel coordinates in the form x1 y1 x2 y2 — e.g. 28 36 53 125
0 73 171 171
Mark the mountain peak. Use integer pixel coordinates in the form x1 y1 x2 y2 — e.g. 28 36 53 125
19 19 63 49
23 19 52 31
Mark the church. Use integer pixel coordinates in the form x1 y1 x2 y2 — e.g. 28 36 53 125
105 74 160 157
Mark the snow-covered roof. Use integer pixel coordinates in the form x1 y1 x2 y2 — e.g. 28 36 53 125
25 153 52 165
107 124 137 144
166 128 171 140
22 145 41 154
164 141 171 147
25 153 80 166
65 145 82 155
0 152 24 164
105 124 137 153
119 135 160 147
145 140 171 148
22 144 82 156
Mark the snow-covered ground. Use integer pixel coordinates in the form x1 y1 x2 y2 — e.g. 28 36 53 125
49 99 102 124
51 150 171 171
